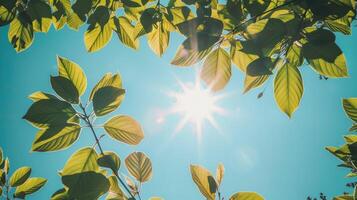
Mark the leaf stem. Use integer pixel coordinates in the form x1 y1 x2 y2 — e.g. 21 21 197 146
78 102 136 200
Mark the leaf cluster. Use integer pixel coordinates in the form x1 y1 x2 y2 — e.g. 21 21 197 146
0 147 47 199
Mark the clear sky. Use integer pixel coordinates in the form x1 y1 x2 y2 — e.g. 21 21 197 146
0 23 356 200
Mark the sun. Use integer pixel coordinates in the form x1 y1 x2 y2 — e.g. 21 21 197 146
168 77 225 138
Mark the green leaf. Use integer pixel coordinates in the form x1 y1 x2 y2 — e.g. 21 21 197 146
0 0 16 26
67 0 93 30
31 123 81 152
50 76 79 104
325 10 355 35
177 17 223 37
23 99 76 128
85 6 112 52
243 0 269 16
171 44 212 66
97 151 121 172
140 8 157 33
93 86 125 116
231 41 259 72
147 21 170 57
333 195 354 200
306 29 336 45
0 170 5 186
274 63 304 117
60 148 110 199
51 0 71 30
61 147 99 176
201 47 231 91
229 192 264 200
90 73 122 101
26 0 52 33
9 167 31 187
57 56 87 96
343 98 357 122
104 115 144 145
8 12 34 52
125 152 152 183
344 135 357 144
106 176 126 200
246 57 273 77
14 177 47 198
111 16 139 49
167 6 194 25
190 164 216 200
303 42 348 78
28 91 57 102
62 171 110 200
51 188 70 200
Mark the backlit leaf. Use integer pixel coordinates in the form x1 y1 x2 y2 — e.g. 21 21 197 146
57 56 87 96
28 91 57 102
125 152 152 183
23 99 76 128
171 45 212 66
93 86 125 116
343 98 357 122
61 147 98 175
90 73 123 101
229 192 264 200
14 177 47 198
303 43 348 78
215 163 224 187
85 6 112 52
9 167 31 187
111 16 138 49
8 12 34 52
106 175 127 200
0 0 16 26
104 115 144 145
201 47 231 91
190 164 216 200
274 63 304 117
147 21 170 57
31 123 81 152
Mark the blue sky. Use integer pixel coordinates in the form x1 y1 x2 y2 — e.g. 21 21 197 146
0 23 356 200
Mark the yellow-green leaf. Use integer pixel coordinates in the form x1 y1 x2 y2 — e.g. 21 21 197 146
274 63 304 117
14 177 47 198
104 115 144 145
91 73 125 116
28 91 57 102
147 22 169 57
84 6 112 52
215 163 224 187
171 45 212 66
343 98 357 122
303 43 348 78
10 167 31 187
106 176 127 200
0 147 3 165
333 195 354 200
111 16 138 49
190 164 216 200
61 147 98 176
149 197 164 200
201 47 231 91
0 0 16 26
8 13 34 52
243 75 269 93
125 152 152 183
31 123 81 152
90 73 123 101
57 56 87 96
229 192 264 200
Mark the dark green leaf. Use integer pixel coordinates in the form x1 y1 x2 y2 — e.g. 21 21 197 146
51 76 79 104
93 86 125 116
97 151 121 172
247 57 273 77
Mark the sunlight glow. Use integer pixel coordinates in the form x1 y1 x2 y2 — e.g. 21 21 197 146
169 78 225 138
